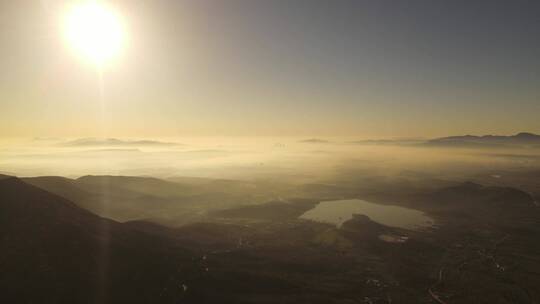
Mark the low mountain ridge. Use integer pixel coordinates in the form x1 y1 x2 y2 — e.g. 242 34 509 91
418 181 537 219
61 137 179 147
427 132 540 147
22 175 93 202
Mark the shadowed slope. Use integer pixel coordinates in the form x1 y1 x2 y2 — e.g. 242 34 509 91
0 177 196 303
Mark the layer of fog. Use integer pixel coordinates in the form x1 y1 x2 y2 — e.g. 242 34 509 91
2 136 540 183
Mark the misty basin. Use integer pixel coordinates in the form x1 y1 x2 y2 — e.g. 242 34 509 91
300 199 433 230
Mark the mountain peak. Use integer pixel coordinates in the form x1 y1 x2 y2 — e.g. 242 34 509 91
515 132 537 138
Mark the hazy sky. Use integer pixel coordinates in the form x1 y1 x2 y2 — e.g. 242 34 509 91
1 0 539 138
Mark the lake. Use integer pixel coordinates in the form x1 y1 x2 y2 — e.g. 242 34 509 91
300 199 434 230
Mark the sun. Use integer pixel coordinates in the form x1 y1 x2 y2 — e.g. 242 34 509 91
63 1 125 65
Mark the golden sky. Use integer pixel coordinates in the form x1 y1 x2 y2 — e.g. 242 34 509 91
1 0 539 139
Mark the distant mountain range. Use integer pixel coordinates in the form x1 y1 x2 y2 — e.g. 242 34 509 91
426 132 540 147
347 139 424 145
60 137 180 147
341 132 540 148
298 138 330 143
53 133 540 148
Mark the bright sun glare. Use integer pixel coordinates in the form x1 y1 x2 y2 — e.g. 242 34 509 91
64 1 125 65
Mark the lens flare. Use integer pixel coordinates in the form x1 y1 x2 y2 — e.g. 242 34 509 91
64 1 125 65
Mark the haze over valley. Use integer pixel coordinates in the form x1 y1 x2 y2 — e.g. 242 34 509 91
2 1 540 303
